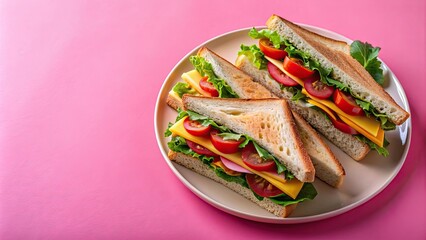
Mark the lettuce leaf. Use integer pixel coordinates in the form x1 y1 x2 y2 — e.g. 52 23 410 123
252 141 291 178
269 182 317 206
248 28 284 49
355 135 390 157
172 82 197 98
189 56 238 98
186 110 230 132
238 44 268 69
355 99 396 130
350 40 384 85
214 167 248 187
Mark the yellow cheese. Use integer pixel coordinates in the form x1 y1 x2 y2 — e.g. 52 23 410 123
306 99 337 120
307 96 384 146
264 56 304 86
340 115 385 147
169 117 303 199
302 89 380 137
181 70 211 97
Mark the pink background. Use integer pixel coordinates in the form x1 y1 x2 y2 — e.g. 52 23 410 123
1 0 425 239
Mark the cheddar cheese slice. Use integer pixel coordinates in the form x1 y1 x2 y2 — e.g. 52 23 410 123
169 117 303 199
306 99 337 121
302 89 381 137
307 97 384 147
181 70 211 97
339 115 385 147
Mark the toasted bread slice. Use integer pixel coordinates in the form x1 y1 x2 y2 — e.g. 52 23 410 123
182 95 315 182
168 150 297 217
197 47 276 99
236 54 370 161
292 112 345 187
266 14 409 125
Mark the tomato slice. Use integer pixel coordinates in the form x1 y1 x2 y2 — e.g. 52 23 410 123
242 143 276 171
183 117 212 137
283 57 314 79
186 139 218 157
303 73 334 99
267 62 299 87
246 174 283 197
333 89 364 116
259 38 287 60
210 130 244 154
199 76 219 97
330 117 358 135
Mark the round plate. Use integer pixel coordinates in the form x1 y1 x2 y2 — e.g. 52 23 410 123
154 25 412 224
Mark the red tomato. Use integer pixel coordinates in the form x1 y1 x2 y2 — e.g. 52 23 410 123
330 117 358 135
199 76 219 97
333 89 364 116
183 117 211 136
283 57 314 79
210 130 244 154
242 143 276 171
246 174 283 197
267 62 299 87
303 73 334 99
186 140 218 157
259 38 287 60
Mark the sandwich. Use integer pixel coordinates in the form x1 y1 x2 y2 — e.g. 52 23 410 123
235 14 410 160
165 95 317 217
167 47 345 187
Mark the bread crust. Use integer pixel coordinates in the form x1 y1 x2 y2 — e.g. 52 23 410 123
266 15 409 125
168 150 297 217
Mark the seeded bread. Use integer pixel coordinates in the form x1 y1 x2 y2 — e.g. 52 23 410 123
236 54 370 161
182 95 315 182
168 150 297 217
266 14 409 125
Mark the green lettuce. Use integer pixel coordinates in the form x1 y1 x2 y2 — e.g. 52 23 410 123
355 99 396 130
190 56 238 98
355 135 390 157
269 182 317 206
350 40 384 85
214 167 248 187
172 82 197 98
238 44 268 69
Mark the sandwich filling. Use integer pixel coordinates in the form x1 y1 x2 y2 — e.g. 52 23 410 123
165 109 317 204
238 28 393 156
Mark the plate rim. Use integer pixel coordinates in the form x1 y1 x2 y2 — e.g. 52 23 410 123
154 24 412 224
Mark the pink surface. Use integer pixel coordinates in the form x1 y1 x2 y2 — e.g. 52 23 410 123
0 0 425 239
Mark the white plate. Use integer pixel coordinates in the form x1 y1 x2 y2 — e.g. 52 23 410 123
154 25 412 224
